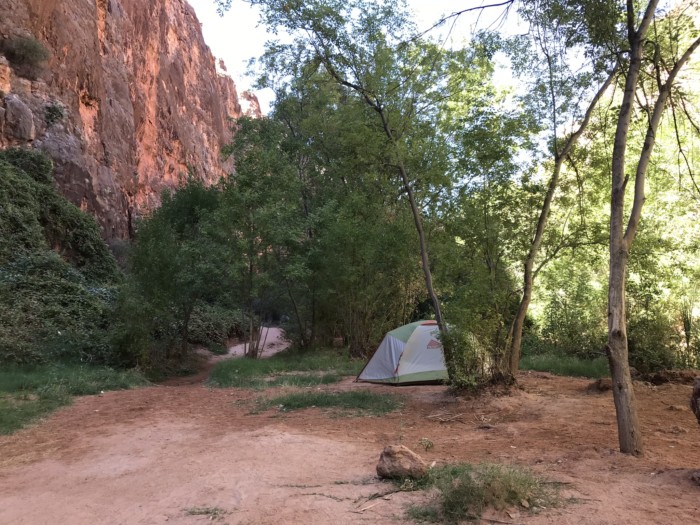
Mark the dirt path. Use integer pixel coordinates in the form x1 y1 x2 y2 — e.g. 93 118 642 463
1 365 699 524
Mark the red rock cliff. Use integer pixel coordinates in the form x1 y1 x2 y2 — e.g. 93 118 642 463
0 0 260 238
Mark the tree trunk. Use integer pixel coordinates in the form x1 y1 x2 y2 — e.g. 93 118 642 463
285 277 308 348
604 0 655 455
606 239 643 454
509 265 533 373
397 162 445 332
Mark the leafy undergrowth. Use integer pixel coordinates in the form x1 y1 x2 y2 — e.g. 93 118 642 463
0 364 147 434
406 463 559 523
520 354 609 379
207 347 363 389
256 390 402 416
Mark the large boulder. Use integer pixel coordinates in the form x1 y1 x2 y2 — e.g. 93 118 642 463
376 445 428 480
4 94 35 140
690 377 700 425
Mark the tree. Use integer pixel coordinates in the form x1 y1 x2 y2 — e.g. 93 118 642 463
217 117 308 356
504 0 621 375
127 179 225 361
605 0 700 455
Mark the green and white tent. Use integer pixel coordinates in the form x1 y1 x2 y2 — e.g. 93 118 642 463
356 320 448 384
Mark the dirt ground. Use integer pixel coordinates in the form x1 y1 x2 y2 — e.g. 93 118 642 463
1 337 699 524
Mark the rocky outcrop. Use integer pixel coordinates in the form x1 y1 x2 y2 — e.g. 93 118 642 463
0 0 260 238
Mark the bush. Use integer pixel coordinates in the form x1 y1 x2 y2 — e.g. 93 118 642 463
407 463 558 524
0 252 117 365
628 311 679 374
1 36 49 79
0 149 121 366
0 160 46 260
441 327 504 389
44 102 65 127
0 148 54 185
188 303 245 348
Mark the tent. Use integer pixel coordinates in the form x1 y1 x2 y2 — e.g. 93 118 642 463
356 320 448 384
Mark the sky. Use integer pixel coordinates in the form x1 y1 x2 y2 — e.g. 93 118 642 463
186 0 518 114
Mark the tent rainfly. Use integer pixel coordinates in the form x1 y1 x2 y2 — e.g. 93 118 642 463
356 320 448 385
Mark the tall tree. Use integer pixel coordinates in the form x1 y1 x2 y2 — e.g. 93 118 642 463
250 0 451 330
606 0 700 454
505 0 621 375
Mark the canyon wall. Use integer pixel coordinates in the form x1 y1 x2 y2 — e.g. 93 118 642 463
0 0 259 238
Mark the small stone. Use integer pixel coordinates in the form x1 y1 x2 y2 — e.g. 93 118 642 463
520 499 530 509
691 471 700 486
376 445 428 480
588 378 612 392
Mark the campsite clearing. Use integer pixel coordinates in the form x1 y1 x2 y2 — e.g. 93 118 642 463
1 368 699 524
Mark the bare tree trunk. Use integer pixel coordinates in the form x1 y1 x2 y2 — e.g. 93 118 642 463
605 0 699 454
284 277 308 348
607 232 643 454
396 162 445 331
605 0 652 456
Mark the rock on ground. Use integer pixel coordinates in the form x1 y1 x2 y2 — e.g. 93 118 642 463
376 444 428 480
690 377 700 425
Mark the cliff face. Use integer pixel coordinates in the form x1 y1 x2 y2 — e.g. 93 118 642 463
0 0 259 238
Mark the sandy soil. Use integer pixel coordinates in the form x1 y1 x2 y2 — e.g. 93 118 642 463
1 352 699 524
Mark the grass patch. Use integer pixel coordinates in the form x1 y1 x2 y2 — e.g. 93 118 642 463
184 506 228 520
257 390 401 416
407 463 558 523
208 347 362 389
520 354 609 379
0 364 147 434
266 373 344 388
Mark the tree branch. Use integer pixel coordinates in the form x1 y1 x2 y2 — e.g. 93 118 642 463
624 35 700 244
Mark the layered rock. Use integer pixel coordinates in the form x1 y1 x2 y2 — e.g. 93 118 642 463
0 0 260 238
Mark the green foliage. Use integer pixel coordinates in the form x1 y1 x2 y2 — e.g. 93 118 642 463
0 160 46 260
441 328 501 389
44 102 65 127
257 390 402 416
627 311 679 374
0 149 121 366
0 253 117 365
0 148 54 185
188 303 245 348
208 347 362 388
1 35 49 78
408 463 558 523
117 179 228 369
520 354 609 378
0 363 146 434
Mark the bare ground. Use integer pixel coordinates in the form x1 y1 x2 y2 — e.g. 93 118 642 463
1 344 699 524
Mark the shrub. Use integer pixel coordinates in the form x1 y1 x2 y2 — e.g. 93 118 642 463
407 463 558 523
0 159 46 261
188 303 245 348
0 149 121 366
1 36 49 79
0 252 118 365
44 102 65 127
441 327 504 389
0 148 54 185
627 310 679 374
